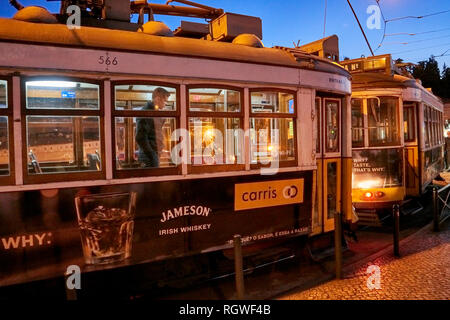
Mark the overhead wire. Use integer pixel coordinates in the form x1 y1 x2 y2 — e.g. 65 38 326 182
374 1 450 52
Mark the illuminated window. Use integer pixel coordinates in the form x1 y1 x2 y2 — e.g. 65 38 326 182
113 84 178 176
24 79 103 183
351 98 364 148
0 79 11 183
325 100 340 153
188 88 243 171
250 91 296 166
315 98 321 153
368 97 399 147
403 105 416 143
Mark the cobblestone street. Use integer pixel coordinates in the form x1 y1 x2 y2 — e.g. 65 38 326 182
279 221 450 300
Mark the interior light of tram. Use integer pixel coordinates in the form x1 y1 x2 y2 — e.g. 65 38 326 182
355 179 384 189
27 81 77 88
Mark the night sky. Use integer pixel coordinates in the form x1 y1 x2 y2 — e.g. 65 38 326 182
1 0 450 70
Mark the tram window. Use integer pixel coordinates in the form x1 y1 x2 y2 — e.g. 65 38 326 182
115 117 177 169
115 85 176 111
368 97 399 147
0 80 6 108
325 100 339 153
251 92 295 114
351 99 364 148
0 80 9 178
26 116 101 174
0 117 8 177
424 106 430 148
250 118 295 164
189 118 242 165
315 98 321 153
403 106 416 142
188 88 243 168
114 84 178 171
189 88 240 112
250 91 296 165
26 81 99 110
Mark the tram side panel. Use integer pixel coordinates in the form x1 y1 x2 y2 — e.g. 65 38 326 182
0 171 312 290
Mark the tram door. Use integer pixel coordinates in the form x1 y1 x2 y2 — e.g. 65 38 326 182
315 97 341 233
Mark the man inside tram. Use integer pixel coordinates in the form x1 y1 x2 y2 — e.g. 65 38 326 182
136 87 170 168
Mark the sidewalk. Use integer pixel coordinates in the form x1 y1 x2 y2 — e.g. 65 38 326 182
278 220 450 300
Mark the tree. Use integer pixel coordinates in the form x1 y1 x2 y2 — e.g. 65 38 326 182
412 56 449 99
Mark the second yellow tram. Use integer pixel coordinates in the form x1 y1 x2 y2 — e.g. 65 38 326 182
341 55 444 213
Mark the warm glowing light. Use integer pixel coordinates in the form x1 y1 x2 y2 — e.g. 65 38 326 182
204 129 215 139
267 145 273 152
356 180 382 189
27 81 77 88
364 192 374 199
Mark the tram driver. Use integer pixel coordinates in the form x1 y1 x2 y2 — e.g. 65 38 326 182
136 87 170 168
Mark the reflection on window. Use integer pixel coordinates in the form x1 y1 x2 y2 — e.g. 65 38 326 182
0 80 6 109
0 117 9 176
251 92 294 114
325 100 339 153
26 81 99 110
368 97 399 147
352 149 403 189
403 106 415 142
189 118 242 165
189 88 240 112
115 85 176 111
351 99 364 148
116 117 176 169
26 116 101 174
188 87 242 167
250 118 295 163
327 162 337 219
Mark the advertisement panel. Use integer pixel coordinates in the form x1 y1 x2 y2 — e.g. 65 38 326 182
0 171 312 289
352 149 403 189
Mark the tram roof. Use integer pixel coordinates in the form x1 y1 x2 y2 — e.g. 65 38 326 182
351 72 443 107
0 18 349 78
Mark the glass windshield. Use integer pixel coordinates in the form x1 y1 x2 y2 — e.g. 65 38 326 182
368 97 399 147
351 98 364 148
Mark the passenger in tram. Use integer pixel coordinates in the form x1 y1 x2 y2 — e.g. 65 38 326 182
136 87 170 168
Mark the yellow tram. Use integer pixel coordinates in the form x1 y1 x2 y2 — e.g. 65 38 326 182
341 55 444 215
0 2 352 296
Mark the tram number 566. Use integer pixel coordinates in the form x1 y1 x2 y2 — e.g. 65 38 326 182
98 55 118 66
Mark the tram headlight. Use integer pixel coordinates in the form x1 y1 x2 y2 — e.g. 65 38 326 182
364 192 374 199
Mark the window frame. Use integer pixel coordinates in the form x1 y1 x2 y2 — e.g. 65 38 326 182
21 76 105 184
403 104 416 143
366 96 401 148
351 97 364 148
111 80 181 178
249 88 298 169
0 76 14 186
323 98 341 154
187 84 245 174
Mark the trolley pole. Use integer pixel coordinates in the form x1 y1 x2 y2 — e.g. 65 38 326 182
334 212 343 279
432 187 440 232
393 204 400 257
233 234 245 300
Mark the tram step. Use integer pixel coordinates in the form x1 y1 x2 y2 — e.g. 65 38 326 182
355 211 382 227
401 199 424 216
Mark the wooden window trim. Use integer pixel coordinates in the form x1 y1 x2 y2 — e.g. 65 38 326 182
0 76 14 185
111 81 181 178
21 76 105 184
187 85 245 173
249 88 298 168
